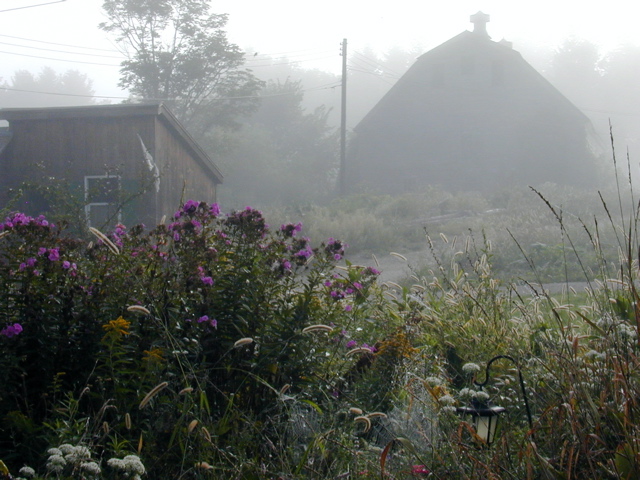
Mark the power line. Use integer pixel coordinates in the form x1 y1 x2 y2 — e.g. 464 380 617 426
0 33 119 53
0 81 343 102
0 0 65 13
0 49 120 66
0 40 123 59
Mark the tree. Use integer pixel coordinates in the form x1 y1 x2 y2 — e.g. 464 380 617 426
0 67 95 108
100 0 263 136
218 79 338 207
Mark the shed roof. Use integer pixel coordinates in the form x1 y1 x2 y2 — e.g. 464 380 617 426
0 103 223 183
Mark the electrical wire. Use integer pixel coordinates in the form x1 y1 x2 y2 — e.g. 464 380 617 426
0 80 343 102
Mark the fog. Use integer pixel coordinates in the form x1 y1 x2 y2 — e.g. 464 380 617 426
2 0 640 207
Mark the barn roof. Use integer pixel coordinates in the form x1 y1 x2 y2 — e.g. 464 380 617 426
0 103 223 183
355 27 588 135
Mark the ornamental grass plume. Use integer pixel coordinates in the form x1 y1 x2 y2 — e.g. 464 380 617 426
233 337 254 348
139 381 168 409
88 226 120 255
127 305 151 315
354 415 372 433
302 324 334 333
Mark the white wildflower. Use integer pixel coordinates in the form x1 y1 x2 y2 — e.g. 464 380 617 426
438 394 455 405
81 461 102 475
58 444 74 455
462 362 481 374
47 448 62 456
475 391 490 402
123 455 146 475
459 387 474 398
46 454 66 473
107 458 125 470
425 376 443 386
19 466 36 477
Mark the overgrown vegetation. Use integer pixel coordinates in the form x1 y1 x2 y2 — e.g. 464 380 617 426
3 157 640 478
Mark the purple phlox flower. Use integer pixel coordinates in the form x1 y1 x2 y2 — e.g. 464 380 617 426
210 203 221 216
345 288 354 294
280 222 303 237
1 323 23 338
62 261 77 274
346 340 357 349
26 257 37 267
209 318 217 329
334 254 342 260
37 247 47 256
201 276 214 286
353 282 363 290
183 200 200 214
197 315 209 323
19 263 27 271
2 213 52 230
323 280 332 287
47 248 60 261
173 232 180 242
330 290 344 299
365 267 381 276
344 304 353 312
282 260 292 271
295 245 313 260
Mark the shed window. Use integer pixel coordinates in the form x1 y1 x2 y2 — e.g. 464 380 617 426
84 175 121 227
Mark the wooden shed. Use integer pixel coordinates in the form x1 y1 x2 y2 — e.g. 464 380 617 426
346 13 597 194
0 103 222 227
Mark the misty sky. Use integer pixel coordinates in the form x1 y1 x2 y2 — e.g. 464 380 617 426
1 0 639 99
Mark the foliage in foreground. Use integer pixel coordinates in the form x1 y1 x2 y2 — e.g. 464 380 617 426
3 187 640 478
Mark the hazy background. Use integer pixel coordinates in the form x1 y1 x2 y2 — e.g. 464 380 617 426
1 0 639 100
2 0 640 208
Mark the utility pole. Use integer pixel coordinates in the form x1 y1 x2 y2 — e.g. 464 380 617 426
339 38 347 197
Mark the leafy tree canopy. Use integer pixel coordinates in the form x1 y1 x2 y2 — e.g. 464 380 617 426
0 67 95 108
100 0 263 136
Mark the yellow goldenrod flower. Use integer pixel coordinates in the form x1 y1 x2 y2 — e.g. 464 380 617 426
102 316 131 336
143 348 164 363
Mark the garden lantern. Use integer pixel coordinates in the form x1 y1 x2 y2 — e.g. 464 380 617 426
457 399 506 445
457 355 533 446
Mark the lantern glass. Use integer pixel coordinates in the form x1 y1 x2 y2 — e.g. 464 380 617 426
458 404 506 445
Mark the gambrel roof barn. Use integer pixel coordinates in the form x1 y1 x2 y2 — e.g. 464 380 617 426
346 12 597 193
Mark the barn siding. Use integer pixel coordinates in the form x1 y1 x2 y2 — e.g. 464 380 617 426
0 104 221 227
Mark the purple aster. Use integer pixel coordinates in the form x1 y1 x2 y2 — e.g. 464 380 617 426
182 200 200 214
1 323 23 338
344 304 353 312
201 276 214 286
346 340 357 349
210 203 221 216
197 315 209 323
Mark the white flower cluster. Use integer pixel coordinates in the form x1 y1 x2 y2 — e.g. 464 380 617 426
45 444 101 477
107 454 146 479
461 362 481 374
17 466 36 478
458 388 490 402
